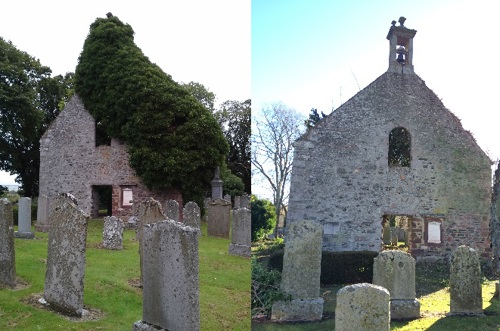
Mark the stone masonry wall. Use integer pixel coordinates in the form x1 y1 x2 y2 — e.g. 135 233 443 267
39 95 181 219
287 71 492 260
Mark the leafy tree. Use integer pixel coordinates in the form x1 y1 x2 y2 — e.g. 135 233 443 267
252 103 304 236
181 81 216 113
304 108 326 130
221 165 245 197
74 16 228 206
251 195 276 241
0 37 73 196
216 99 251 193
0 185 8 197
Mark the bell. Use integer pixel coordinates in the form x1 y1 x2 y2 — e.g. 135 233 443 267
397 52 406 64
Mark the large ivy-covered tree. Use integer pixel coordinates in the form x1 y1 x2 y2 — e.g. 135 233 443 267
0 37 72 196
74 15 228 205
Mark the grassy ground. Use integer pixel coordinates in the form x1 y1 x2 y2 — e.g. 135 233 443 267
0 219 250 330
252 242 500 331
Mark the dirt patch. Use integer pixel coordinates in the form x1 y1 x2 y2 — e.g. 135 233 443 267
21 293 104 322
0 277 30 291
128 278 142 289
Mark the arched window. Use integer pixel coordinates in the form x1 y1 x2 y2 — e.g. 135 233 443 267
388 127 411 167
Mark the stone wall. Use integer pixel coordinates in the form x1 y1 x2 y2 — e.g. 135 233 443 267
39 95 182 220
287 71 492 260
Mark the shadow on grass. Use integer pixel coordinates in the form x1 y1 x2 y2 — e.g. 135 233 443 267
415 261 450 297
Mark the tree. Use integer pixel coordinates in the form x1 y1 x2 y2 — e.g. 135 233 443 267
251 195 276 241
0 37 73 196
252 103 304 236
181 81 216 113
304 108 326 130
216 99 251 193
74 16 228 207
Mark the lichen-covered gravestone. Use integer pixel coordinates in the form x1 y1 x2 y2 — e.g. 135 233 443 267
102 216 124 250
228 208 251 257
133 220 200 331
448 245 483 316
183 201 201 235
0 198 16 288
271 220 323 321
373 250 420 319
43 195 89 316
164 199 179 222
336 283 390 331
14 197 34 239
35 194 50 232
206 198 231 238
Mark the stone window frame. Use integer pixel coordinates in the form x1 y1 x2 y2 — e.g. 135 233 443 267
120 186 134 208
423 216 444 246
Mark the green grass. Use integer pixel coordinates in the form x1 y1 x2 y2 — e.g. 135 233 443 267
252 255 500 331
0 219 250 330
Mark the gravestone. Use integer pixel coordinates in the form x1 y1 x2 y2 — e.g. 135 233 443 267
0 199 16 288
228 208 251 257
35 194 50 232
133 220 199 331
210 167 223 200
336 283 390 331
271 220 323 321
240 194 250 209
102 216 124 250
448 245 483 316
224 194 231 203
14 197 35 239
206 198 231 238
234 196 241 209
373 250 420 319
164 199 179 222
137 199 166 284
183 201 201 234
382 226 391 245
43 195 89 316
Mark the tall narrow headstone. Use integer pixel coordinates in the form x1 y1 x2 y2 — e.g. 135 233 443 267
234 196 241 209
133 220 199 331
210 167 223 200
102 216 124 250
137 199 166 284
35 195 50 232
373 250 420 319
164 199 180 222
43 195 89 316
206 198 231 238
0 199 16 288
336 283 390 331
240 194 250 209
228 208 251 257
15 197 34 239
271 220 323 321
448 245 483 316
183 201 201 234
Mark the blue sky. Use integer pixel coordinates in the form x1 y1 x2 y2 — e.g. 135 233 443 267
252 0 500 199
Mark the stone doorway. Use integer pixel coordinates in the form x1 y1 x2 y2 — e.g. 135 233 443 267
381 214 412 250
91 185 112 218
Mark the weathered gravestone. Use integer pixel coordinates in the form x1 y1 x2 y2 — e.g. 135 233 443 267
335 283 390 331
14 197 35 239
43 195 89 316
164 199 179 222
224 194 231 203
183 201 201 235
102 216 124 250
240 194 250 209
234 196 241 209
206 198 231 238
228 208 251 257
383 226 391 245
271 220 323 321
448 245 483 316
373 250 420 319
0 199 16 288
133 220 200 331
137 199 166 284
35 194 50 232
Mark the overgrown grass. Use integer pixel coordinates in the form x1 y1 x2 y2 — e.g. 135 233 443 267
0 219 250 330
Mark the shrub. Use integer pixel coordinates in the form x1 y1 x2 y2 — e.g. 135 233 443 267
266 250 379 285
251 257 289 316
251 195 275 241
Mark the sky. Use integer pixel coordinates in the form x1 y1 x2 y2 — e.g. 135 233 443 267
0 0 250 186
252 0 500 200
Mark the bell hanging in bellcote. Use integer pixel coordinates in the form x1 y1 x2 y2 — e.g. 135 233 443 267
397 52 406 64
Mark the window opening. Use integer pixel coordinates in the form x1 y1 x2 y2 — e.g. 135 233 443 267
388 127 411 167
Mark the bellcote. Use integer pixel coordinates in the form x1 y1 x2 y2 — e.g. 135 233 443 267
386 17 417 74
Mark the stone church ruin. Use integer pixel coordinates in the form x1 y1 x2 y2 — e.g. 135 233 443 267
287 17 492 261
38 95 182 228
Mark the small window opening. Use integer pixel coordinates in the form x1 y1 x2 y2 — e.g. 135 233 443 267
96 121 111 146
388 127 411 167
382 214 411 249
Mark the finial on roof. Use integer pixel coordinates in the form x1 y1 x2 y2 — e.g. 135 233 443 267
398 16 406 27
106 12 113 18
391 20 397 26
